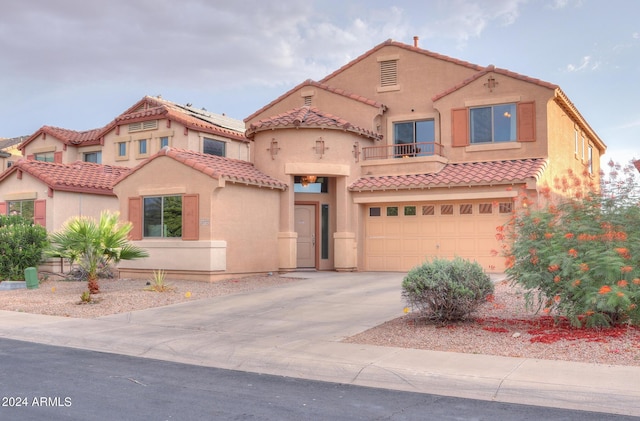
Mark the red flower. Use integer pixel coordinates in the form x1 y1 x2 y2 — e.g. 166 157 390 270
553 275 561 283
617 280 628 287
633 278 640 285
579 263 589 272
568 249 578 258
598 285 612 295
554 295 561 303
548 264 560 272
544 232 554 239
617 292 625 298
621 266 633 274
615 248 630 259
572 279 581 287
564 233 574 239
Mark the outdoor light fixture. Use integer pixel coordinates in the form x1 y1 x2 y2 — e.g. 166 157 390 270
300 175 317 186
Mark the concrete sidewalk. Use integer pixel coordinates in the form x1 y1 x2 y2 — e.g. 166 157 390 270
0 271 638 416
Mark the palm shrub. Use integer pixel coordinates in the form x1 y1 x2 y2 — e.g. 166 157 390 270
500 161 640 327
402 257 494 322
0 215 48 281
48 211 149 294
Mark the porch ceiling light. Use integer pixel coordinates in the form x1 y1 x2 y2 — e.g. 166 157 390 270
300 175 317 186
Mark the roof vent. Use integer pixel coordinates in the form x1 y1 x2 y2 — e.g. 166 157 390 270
413 36 419 48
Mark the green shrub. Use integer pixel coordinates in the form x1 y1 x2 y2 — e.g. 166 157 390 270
500 162 640 327
402 257 494 322
0 215 49 281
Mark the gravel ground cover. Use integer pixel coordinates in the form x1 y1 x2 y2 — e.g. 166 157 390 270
1 275 638 366
345 280 640 367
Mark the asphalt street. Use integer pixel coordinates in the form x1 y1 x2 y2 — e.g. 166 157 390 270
0 338 636 421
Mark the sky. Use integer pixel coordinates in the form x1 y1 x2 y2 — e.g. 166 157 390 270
0 0 637 166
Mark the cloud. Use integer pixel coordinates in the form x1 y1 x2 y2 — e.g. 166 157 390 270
566 55 601 72
0 0 400 93
420 0 526 48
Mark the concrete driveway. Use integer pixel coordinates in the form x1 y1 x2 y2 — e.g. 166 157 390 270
0 271 638 416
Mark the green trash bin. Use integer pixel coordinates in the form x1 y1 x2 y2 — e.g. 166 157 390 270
25 267 39 289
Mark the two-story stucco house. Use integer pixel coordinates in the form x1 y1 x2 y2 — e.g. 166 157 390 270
1 39 606 280
241 39 605 274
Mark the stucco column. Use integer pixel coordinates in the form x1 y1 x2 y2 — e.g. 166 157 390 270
278 178 297 272
334 176 357 271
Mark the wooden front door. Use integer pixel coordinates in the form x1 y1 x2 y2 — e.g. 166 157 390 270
295 204 316 268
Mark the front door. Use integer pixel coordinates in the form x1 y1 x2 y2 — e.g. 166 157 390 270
295 204 316 268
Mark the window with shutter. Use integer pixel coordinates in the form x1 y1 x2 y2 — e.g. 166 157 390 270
517 101 536 142
128 197 142 240
34 200 46 227
451 108 469 147
182 194 199 241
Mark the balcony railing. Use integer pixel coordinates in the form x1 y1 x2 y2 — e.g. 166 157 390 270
362 142 444 160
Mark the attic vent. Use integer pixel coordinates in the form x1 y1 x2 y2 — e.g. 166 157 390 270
303 96 312 106
128 120 158 132
380 59 398 87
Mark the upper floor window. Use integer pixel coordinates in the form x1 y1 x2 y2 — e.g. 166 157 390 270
470 103 516 144
139 139 148 155
393 120 435 156
117 142 127 157
160 136 169 148
203 138 225 157
143 195 182 238
34 152 54 162
588 145 594 174
83 151 102 164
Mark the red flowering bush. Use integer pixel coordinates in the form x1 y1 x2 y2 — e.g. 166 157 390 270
500 161 640 327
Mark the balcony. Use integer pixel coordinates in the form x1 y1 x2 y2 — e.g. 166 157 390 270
360 142 448 177
362 142 444 160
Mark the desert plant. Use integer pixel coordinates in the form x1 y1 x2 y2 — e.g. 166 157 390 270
145 269 173 292
402 257 494 323
48 211 149 294
80 290 92 303
0 215 48 281
500 162 640 327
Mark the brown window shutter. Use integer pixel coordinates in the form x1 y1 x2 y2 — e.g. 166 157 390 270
0 202 6 215
128 197 142 240
34 200 46 227
517 101 536 142
54 151 63 163
451 108 469 147
182 194 199 241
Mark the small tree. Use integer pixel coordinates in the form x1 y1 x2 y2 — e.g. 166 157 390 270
500 161 640 327
0 215 48 281
48 211 149 294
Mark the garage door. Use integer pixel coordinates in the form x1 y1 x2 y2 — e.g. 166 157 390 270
364 200 511 272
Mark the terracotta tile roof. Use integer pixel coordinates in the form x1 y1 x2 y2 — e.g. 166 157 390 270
19 126 103 152
432 65 559 102
246 106 383 140
349 158 547 191
19 96 248 152
110 96 248 142
0 160 130 195
0 136 28 150
114 147 287 190
244 80 386 123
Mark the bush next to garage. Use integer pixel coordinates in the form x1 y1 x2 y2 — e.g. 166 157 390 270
499 161 640 328
402 257 494 323
0 215 49 281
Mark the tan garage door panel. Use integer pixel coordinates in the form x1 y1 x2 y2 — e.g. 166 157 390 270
365 200 510 272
